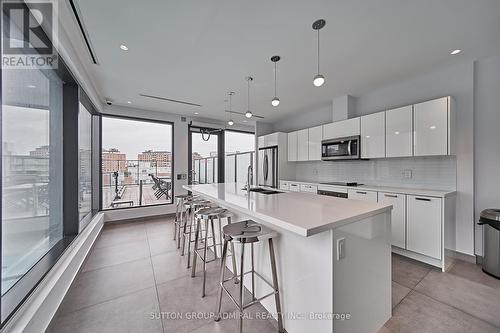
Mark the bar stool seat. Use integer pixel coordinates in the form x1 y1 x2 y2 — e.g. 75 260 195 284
215 220 284 333
191 207 238 297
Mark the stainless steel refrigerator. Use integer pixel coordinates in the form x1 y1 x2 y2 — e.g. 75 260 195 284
258 146 278 188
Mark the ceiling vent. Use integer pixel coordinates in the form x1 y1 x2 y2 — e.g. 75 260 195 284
139 93 202 107
68 0 99 64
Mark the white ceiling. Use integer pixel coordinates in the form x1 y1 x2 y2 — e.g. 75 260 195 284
75 0 500 123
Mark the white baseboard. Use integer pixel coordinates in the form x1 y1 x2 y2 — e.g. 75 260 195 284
2 213 104 333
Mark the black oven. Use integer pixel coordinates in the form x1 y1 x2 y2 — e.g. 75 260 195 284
321 135 360 161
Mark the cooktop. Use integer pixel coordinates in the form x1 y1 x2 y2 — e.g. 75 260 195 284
319 182 363 187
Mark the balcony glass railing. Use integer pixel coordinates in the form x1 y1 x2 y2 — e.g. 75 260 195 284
101 159 172 209
191 151 254 185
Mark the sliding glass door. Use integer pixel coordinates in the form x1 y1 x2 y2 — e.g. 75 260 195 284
189 127 223 185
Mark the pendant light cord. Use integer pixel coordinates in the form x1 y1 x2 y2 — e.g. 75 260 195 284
247 78 250 111
274 62 277 96
317 29 320 74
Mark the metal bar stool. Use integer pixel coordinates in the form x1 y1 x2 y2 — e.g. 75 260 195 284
181 198 212 268
214 220 285 333
191 207 238 297
174 193 193 247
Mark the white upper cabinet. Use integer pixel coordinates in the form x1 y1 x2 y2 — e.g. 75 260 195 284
323 117 360 140
413 97 451 156
287 131 298 162
258 133 280 148
386 105 413 158
308 125 323 161
297 129 309 161
361 112 385 158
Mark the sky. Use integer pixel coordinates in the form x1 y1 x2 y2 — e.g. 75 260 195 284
102 117 173 159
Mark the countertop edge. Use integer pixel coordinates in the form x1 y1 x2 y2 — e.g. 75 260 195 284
183 185 392 237
280 180 457 198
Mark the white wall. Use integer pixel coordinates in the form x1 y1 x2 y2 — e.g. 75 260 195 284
474 52 500 256
271 61 475 256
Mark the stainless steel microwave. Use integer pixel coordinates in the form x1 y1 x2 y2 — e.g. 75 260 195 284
321 135 361 161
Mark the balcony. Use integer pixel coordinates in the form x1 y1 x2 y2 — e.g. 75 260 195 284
101 159 172 209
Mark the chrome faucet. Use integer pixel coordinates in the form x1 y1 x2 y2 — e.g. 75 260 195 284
246 165 253 193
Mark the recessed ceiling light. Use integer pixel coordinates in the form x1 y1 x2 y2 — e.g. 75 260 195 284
243 120 247 123
26 84 36 88
430 125 437 130
127 101 132 104
194 112 199 115
450 49 461 55
394 131 400 135
120 44 129 51
365 135 371 138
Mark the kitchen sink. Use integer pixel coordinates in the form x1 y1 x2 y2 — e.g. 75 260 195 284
246 187 283 195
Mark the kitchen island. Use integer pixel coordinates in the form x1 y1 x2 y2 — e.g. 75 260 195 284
184 183 393 333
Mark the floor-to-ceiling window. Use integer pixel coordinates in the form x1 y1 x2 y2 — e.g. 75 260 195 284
100 116 174 209
78 103 93 226
1 68 64 296
224 130 255 183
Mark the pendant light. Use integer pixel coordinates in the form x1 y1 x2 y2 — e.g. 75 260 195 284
271 56 280 107
227 92 235 126
245 76 253 118
312 19 326 87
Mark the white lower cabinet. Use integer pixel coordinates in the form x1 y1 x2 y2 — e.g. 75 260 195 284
300 184 318 193
347 189 378 202
279 181 289 190
407 195 442 260
288 183 300 192
379 192 406 248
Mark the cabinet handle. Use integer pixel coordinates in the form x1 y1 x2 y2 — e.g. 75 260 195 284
415 197 431 201
356 191 367 195
384 194 398 198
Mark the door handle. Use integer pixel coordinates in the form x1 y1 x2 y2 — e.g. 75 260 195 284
347 140 352 156
356 191 367 195
415 197 431 201
384 194 398 198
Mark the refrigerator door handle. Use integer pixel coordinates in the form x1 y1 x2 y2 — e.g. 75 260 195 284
263 154 269 182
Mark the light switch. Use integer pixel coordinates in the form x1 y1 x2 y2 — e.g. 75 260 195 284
337 238 346 260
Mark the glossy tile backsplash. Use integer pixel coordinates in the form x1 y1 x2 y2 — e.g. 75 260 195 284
294 156 456 190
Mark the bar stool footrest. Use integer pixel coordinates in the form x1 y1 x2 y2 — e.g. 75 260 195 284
220 270 277 310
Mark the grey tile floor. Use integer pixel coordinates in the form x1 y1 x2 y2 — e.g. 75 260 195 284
48 216 500 333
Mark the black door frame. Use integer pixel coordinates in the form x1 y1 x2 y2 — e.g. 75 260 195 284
188 125 225 185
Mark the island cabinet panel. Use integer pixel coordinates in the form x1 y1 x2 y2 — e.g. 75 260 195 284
287 131 298 161
361 112 386 158
347 189 378 202
413 97 449 156
322 117 360 140
386 105 413 157
308 125 323 161
300 183 317 193
407 195 442 259
379 192 406 248
297 129 309 161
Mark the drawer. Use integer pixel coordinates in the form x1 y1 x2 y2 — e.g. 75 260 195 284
347 189 378 202
279 181 289 190
300 184 318 193
289 183 300 192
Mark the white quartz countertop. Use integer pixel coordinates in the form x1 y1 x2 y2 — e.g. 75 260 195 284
282 180 456 198
183 183 392 237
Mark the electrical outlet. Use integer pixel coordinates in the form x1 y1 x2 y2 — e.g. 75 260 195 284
336 238 346 260
402 169 413 179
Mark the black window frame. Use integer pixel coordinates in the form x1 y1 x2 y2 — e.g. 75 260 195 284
99 113 175 211
0 2 94 325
